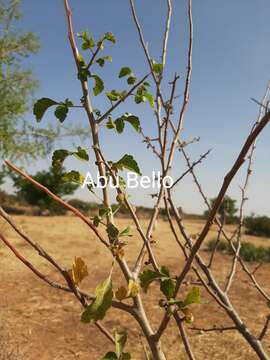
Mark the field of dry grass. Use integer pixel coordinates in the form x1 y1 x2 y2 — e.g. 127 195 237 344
0 216 270 359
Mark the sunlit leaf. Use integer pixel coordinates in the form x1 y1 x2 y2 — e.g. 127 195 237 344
81 274 113 323
119 67 132 78
92 74 104 96
74 146 89 161
62 170 85 184
115 330 127 358
68 257 88 285
125 115 140 132
113 154 141 175
104 32 116 43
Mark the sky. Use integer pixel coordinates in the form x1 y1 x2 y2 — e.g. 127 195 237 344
6 0 270 215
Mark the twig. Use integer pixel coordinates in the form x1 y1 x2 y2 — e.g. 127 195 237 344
170 149 211 190
97 74 150 124
4 160 109 249
173 312 196 360
190 326 237 333
258 315 270 341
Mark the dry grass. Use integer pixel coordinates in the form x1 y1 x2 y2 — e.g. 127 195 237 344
0 216 270 359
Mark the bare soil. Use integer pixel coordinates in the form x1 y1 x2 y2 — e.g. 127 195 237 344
0 216 269 359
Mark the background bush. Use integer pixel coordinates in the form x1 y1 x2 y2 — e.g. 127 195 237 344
244 215 270 238
207 239 270 262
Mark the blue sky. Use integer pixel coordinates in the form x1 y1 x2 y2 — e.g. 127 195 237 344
9 0 270 215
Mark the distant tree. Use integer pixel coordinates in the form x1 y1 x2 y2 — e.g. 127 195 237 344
204 195 238 224
12 168 79 214
0 0 56 161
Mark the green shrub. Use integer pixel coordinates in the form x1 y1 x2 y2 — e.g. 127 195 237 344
244 216 270 238
207 239 270 262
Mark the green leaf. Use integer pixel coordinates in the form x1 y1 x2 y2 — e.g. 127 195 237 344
125 115 140 132
107 223 119 239
74 146 89 161
81 275 113 323
104 32 116 43
119 226 131 237
113 154 141 175
139 270 162 293
160 278 176 300
62 171 85 184
115 331 127 358
78 62 91 81
152 62 163 75
106 116 115 129
115 117 125 134
82 38 95 50
52 149 70 171
119 67 132 78
134 94 144 104
92 74 104 96
97 55 112 67
102 352 118 360
54 104 69 123
183 287 202 307
122 353 131 360
93 216 101 227
144 92 154 108
127 76 137 85
33 98 58 122
99 207 111 218
106 90 119 102
160 265 170 277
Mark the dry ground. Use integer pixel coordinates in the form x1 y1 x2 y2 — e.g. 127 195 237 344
0 216 269 359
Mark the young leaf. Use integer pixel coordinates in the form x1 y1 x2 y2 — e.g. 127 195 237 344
119 67 132 78
122 354 131 360
139 269 162 293
160 278 176 300
127 76 137 85
102 352 118 360
115 331 127 358
81 275 113 323
78 62 91 81
115 286 128 301
127 279 140 298
107 223 119 239
144 92 154 108
183 287 202 307
115 117 125 133
52 149 70 171
33 98 58 122
160 265 170 277
106 90 119 102
54 104 69 123
99 207 111 218
92 74 104 96
74 146 89 161
119 226 132 238
104 32 116 43
68 257 88 285
152 62 163 75
113 154 141 175
106 116 115 129
125 115 140 132
93 216 101 227
182 307 194 324
96 55 112 67
62 171 85 184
